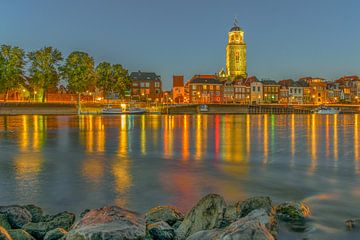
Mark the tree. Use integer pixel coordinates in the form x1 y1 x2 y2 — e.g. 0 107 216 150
61 51 95 93
0 45 26 101
96 62 130 99
28 46 63 102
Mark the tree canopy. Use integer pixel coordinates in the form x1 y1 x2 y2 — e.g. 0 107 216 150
0 44 26 100
96 62 130 98
61 51 96 93
28 46 63 102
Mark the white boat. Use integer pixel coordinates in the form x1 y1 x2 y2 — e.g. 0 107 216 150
101 105 146 115
313 106 340 114
199 104 209 112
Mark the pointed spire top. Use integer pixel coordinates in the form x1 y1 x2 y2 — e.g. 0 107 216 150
230 17 243 32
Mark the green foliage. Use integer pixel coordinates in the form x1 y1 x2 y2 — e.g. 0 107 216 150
28 46 63 102
61 51 95 93
96 62 130 97
0 44 26 100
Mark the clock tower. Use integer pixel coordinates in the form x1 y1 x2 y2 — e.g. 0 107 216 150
226 21 247 79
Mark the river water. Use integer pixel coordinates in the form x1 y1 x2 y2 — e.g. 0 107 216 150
0 114 359 239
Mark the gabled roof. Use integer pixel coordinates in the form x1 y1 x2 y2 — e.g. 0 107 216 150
130 71 160 81
189 75 221 84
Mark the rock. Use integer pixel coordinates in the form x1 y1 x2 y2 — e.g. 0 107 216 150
219 220 275 240
0 214 11 230
175 194 226 240
185 229 221 240
345 218 360 231
0 206 32 229
23 205 44 223
0 226 12 240
275 202 310 222
44 228 68 240
22 212 75 239
236 197 272 218
8 229 35 240
66 206 145 240
145 206 184 227
146 221 175 240
223 205 237 227
234 209 277 238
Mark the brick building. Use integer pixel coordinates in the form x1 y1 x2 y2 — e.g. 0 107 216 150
130 71 162 102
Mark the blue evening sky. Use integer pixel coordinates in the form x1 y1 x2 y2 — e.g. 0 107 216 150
1 0 360 89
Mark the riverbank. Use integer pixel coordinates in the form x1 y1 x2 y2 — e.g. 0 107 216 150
0 194 356 240
1 102 360 115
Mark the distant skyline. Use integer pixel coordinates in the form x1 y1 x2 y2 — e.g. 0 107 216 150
1 0 360 89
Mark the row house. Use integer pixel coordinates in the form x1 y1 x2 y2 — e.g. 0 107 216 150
262 80 280 103
172 75 185 103
130 71 162 102
187 75 223 103
233 80 250 104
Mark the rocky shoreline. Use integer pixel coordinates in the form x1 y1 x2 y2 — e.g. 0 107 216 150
0 194 353 240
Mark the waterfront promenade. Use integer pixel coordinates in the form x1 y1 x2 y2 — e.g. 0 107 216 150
0 102 359 115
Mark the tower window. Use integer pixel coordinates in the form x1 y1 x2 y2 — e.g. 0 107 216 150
235 52 240 63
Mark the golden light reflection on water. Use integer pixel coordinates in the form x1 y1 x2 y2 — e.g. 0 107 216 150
3 114 360 207
291 114 295 166
333 114 338 164
309 114 317 173
355 115 359 173
263 114 268 164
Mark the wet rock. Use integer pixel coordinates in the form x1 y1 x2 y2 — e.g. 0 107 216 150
8 229 35 240
0 206 32 228
236 197 272 218
185 229 221 240
44 228 68 240
345 218 360 231
0 214 11 230
66 206 145 240
176 194 226 239
22 212 75 239
235 209 277 237
219 220 275 240
223 205 237 227
275 202 310 222
23 205 44 223
0 226 12 240
146 221 175 240
145 206 184 227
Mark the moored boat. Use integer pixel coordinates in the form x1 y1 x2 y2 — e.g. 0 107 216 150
313 106 340 114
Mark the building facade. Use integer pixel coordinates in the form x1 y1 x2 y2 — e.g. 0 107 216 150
187 75 223 103
226 22 247 79
172 75 184 103
130 71 162 102
250 81 263 104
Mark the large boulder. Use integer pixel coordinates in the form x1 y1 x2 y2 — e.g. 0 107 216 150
66 206 145 240
0 214 11 230
23 205 44 223
22 212 75 239
219 220 274 240
275 202 310 222
145 206 184 227
0 226 12 240
8 229 35 240
236 197 272 218
185 229 221 240
146 221 175 240
0 206 32 228
176 194 226 240
44 228 68 240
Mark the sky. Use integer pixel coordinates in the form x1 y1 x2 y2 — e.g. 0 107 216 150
1 0 360 89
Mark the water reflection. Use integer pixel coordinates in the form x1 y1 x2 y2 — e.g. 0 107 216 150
1 114 360 232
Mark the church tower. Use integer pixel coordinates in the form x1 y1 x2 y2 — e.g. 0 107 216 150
226 20 247 79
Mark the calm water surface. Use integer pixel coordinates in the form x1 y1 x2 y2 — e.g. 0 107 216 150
0 114 359 239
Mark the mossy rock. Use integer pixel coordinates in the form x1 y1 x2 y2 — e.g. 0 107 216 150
44 228 68 240
23 205 44 223
8 229 35 240
236 196 272 218
0 214 11 231
275 202 310 222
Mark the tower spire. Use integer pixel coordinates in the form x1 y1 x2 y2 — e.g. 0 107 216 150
233 17 239 27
